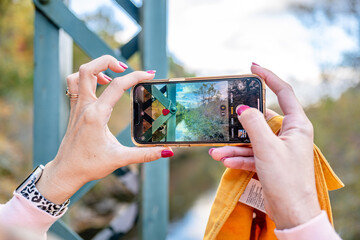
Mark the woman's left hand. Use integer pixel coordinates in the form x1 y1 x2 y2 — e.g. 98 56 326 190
36 56 172 204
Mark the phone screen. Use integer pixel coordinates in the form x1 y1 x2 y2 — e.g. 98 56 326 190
133 77 263 144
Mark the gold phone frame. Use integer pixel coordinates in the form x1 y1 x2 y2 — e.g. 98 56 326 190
130 74 266 147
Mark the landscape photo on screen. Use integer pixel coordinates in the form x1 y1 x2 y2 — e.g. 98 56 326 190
137 78 261 143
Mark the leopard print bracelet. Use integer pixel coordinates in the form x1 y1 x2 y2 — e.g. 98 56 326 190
19 177 70 217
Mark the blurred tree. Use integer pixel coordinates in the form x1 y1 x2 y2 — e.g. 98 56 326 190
306 82 360 239
0 0 11 23
290 0 360 21
169 56 195 78
289 0 360 83
81 5 124 49
0 0 33 99
195 83 218 104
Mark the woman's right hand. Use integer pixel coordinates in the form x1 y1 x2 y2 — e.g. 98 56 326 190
36 56 173 205
209 64 321 230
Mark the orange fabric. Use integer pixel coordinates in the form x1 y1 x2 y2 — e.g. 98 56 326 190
204 115 344 240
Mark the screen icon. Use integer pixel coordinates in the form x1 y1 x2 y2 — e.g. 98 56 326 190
238 129 247 138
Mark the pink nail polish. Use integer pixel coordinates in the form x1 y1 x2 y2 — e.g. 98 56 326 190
209 148 215 155
161 150 174 158
103 74 112 81
236 105 250 116
252 62 260 67
146 70 156 74
119 61 128 69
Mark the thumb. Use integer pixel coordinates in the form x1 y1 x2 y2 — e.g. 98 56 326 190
236 105 277 149
119 147 174 165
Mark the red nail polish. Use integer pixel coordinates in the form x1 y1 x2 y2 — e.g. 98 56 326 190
146 70 156 74
236 105 250 116
119 61 128 69
252 62 260 66
103 74 112 81
161 150 174 158
209 148 215 155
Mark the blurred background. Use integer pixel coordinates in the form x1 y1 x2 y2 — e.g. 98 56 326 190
0 0 359 239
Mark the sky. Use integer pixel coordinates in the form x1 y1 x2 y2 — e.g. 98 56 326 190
175 81 227 109
70 0 358 105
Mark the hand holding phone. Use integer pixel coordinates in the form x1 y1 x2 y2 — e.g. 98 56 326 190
209 65 321 230
131 75 265 147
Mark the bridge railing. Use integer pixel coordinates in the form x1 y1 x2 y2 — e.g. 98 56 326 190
33 0 169 239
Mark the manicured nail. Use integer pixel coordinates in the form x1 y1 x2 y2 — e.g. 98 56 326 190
146 70 156 74
161 150 174 158
209 148 215 155
252 62 260 67
103 74 112 81
119 61 128 69
236 105 250 116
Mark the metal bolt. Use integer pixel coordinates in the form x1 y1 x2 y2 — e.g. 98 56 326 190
170 106 177 113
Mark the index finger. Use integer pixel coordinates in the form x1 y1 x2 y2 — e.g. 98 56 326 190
78 55 128 101
251 65 305 117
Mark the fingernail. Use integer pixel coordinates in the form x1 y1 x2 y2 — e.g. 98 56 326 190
161 150 174 158
209 148 215 155
236 105 250 116
220 157 227 163
119 61 128 69
252 62 260 67
146 70 156 74
103 74 112 81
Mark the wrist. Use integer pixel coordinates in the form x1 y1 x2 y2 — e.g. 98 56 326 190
267 191 321 230
35 160 85 204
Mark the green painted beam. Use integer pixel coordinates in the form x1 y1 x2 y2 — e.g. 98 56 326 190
142 84 177 141
116 124 134 147
69 180 98 206
33 0 134 76
120 34 139 60
114 0 140 22
142 113 174 142
33 10 65 167
140 0 169 239
50 220 82 240
143 85 175 109
34 8 80 240
166 84 177 141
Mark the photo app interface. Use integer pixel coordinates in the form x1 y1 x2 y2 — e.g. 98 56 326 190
135 77 262 143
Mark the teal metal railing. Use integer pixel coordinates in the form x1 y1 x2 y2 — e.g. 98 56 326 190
142 85 177 142
33 0 169 239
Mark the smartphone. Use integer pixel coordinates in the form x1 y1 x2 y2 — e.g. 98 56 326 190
131 75 265 147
